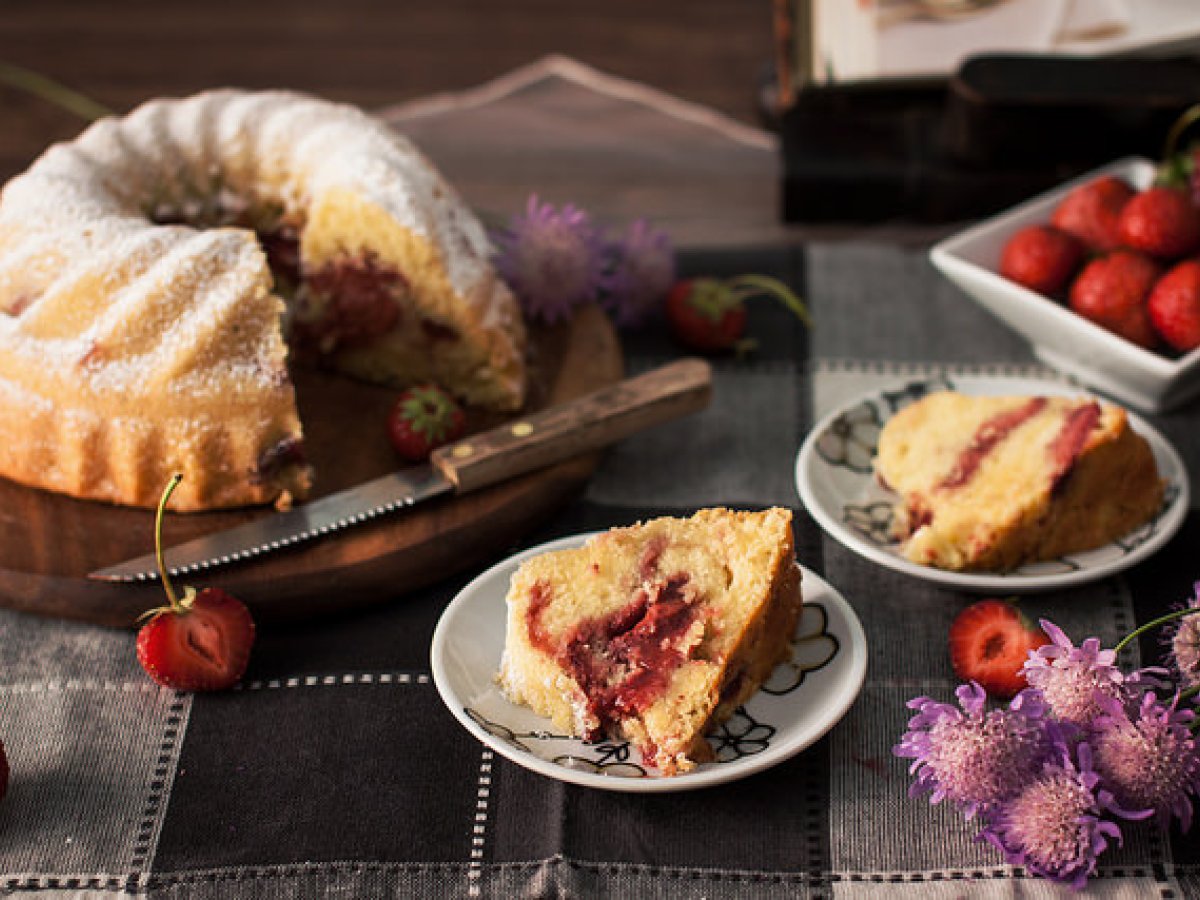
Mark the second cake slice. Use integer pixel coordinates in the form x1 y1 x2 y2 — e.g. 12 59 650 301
875 391 1164 571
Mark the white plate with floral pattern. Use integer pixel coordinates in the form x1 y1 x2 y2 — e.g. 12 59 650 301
430 533 868 792
795 375 1189 593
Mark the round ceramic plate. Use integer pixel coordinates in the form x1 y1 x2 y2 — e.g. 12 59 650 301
795 374 1190 593
430 533 868 792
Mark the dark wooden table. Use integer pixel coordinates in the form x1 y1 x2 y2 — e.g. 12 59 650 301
0 1 776 181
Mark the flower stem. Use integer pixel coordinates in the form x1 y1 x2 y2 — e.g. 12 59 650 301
0 61 112 122
1115 607 1200 654
155 474 184 610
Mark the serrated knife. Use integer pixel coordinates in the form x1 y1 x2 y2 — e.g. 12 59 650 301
89 357 713 583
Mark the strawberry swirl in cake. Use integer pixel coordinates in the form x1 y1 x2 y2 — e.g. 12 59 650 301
875 391 1164 571
498 507 803 776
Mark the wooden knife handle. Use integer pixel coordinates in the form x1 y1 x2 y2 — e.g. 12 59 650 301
430 357 713 494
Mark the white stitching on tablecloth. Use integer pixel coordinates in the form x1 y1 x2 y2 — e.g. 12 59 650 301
0 680 159 694
0 674 434 694
809 358 1066 381
235 672 431 691
467 749 494 897
6 858 1158 893
127 691 189 890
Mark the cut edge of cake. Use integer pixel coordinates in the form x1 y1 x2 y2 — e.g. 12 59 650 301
875 391 1165 572
497 507 804 776
0 89 529 510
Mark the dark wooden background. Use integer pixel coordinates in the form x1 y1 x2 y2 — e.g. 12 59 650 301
0 1 776 181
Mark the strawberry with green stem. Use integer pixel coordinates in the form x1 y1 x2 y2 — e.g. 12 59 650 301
665 274 811 354
135 474 256 692
387 384 467 463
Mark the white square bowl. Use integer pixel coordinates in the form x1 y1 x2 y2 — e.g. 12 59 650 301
930 157 1200 413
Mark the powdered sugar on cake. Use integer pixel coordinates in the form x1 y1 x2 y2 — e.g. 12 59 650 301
0 89 525 509
1 90 495 301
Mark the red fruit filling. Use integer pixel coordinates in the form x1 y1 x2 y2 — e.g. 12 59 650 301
638 535 668 581
937 398 1046 491
252 436 308 485
258 225 302 288
526 573 705 741
145 198 425 357
3 294 34 316
293 252 408 353
1047 402 1100 492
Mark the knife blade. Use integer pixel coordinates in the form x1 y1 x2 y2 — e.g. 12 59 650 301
89 357 713 583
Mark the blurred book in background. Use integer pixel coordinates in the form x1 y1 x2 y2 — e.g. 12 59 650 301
785 0 1199 89
772 0 1200 223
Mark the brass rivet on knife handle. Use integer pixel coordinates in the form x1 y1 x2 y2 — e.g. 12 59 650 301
430 357 713 494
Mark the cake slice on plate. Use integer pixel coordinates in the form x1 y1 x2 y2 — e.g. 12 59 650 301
874 391 1164 572
497 507 803 776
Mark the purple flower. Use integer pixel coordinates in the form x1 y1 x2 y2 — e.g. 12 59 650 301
894 683 1055 818
981 741 1149 891
493 195 606 324
1168 582 1200 690
1092 690 1200 831
1022 620 1130 727
601 218 676 327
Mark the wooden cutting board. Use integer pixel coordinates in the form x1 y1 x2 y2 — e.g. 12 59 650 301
0 304 622 628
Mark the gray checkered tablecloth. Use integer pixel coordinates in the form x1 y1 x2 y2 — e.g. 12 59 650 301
4 61 1200 899
1 240 1198 899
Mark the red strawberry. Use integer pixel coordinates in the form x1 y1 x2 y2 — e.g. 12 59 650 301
137 587 255 692
1117 186 1200 260
1068 250 1159 348
665 275 810 354
135 475 255 692
1148 259 1200 352
998 224 1082 296
1050 174 1134 253
387 383 466 462
948 599 1050 700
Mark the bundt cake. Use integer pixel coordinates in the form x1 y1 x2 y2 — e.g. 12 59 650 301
875 391 1164 571
497 507 804 776
0 89 526 510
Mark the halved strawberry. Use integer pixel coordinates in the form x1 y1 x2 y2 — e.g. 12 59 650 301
948 599 1050 699
135 475 256 692
136 587 255 692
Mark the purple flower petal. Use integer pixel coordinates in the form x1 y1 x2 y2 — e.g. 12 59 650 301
492 195 607 324
1092 689 1200 831
601 218 675 328
1022 620 1129 727
981 739 1143 891
895 684 1055 818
